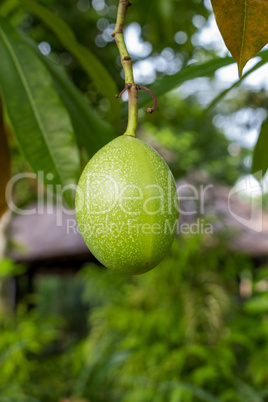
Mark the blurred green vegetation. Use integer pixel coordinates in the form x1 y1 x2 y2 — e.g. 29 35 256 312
1 237 268 401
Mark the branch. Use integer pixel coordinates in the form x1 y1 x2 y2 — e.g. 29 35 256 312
112 0 137 137
112 1 158 135
136 85 158 113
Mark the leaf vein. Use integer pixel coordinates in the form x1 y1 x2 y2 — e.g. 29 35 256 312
239 0 248 76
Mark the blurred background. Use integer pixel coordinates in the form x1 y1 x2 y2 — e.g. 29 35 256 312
1 0 268 401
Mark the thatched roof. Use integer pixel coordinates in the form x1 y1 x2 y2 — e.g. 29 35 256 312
5 177 268 264
177 176 268 257
6 204 90 265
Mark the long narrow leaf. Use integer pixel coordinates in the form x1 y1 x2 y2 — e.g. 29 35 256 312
0 17 80 207
236 379 263 402
206 51 268 113
0 97 11 218
252 115 268 179
20 0 120 123
158 381 222 402
150 57 235 100
26 37 117 156
123 56 235 114
0 0 19 17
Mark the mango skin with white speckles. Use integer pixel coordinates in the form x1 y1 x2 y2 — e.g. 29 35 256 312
75 135 179 275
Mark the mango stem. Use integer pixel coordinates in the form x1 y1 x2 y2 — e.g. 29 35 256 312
112 0 138 138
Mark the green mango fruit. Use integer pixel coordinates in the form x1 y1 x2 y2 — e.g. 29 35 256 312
75 135 179 274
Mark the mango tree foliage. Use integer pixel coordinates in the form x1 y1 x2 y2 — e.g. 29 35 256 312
26 37 117 157
20 0 121 125
0 0 266 203
0 17 80 207
0 98 10 219
252 116 268 179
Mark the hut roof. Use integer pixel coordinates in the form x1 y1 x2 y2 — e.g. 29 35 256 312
5 178 268 265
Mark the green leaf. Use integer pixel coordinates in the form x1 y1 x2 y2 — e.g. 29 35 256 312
211 0 268 77
0 0 19 17
252 115 268 180
26 38 117 157
260 389 268 398
157 0 173 42
0 17 80 207
244 294 268 314
206 50 268 113
0 258 25 278
20 0 120 123
236 379 263 402
0 97 11 218
124 56 235 114
158 381 222 402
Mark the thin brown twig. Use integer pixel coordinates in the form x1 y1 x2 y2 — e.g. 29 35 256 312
115 84 158 114
136 85 158 113
115 83 132 98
